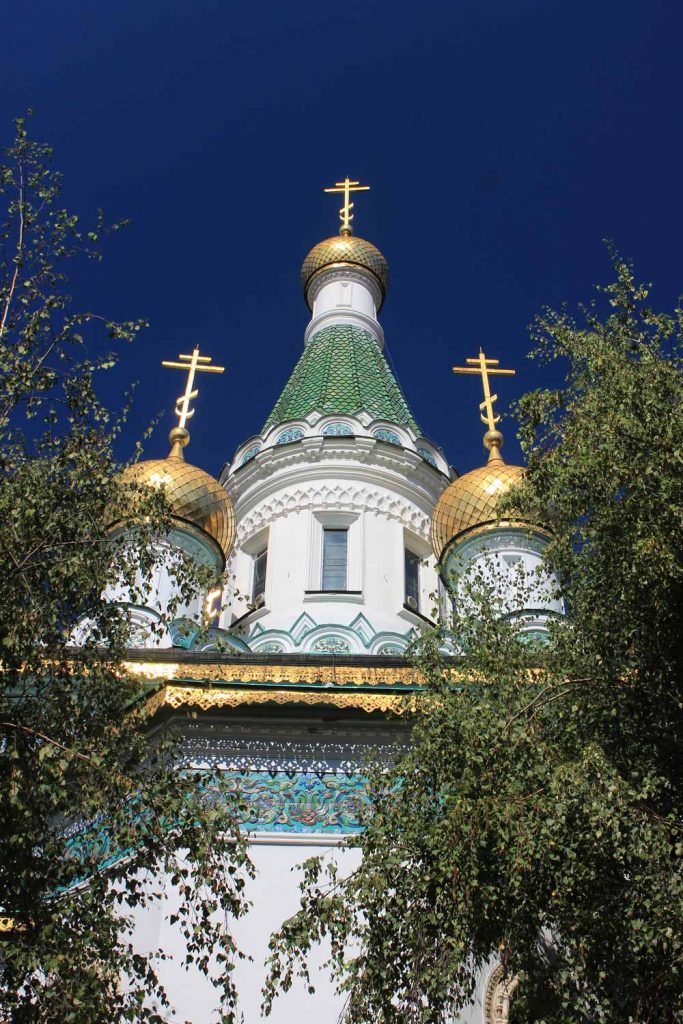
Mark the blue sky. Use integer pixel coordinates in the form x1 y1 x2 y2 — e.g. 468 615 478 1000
2 0 681 474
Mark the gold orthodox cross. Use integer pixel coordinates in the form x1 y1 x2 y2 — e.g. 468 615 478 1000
161 346 225 429
324 176 370 235
453 350 516 431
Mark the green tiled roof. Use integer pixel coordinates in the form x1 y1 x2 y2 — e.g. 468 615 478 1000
263 324 420 433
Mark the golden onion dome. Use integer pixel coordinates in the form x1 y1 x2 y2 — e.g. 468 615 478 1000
301 233 389 310
431 430 526 560
121 428 236 562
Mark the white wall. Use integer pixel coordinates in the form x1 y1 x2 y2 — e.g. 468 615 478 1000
131 839 361 1024
443 526 564 633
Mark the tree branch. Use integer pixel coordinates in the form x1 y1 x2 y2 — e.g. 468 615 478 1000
0 720 93 763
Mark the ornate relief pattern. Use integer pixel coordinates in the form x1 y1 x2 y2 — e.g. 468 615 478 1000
276 428 305 445
236 482 432 542
321 421 354 437
161 685 416 715
373 428 402 446
254 641 286 653
312 636 352 654
484 965 520 1024
240 445 262 465
221 771 369 833
126 661 424 686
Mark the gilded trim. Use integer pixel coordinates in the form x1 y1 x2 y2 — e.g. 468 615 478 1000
124 660 424 687
146 683 415 716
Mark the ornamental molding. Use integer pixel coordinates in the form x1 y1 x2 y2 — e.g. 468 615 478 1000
484 965 520 1024
226 430 449 499
178 720 409 774
126 660 424 687
145 684 417 716
235 480 433 544
247 615 413 656
304 308 384 349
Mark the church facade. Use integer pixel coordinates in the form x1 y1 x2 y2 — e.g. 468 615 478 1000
118 181 560 1023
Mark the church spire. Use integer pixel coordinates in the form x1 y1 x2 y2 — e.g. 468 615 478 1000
262 182 418 433
300 176 388 348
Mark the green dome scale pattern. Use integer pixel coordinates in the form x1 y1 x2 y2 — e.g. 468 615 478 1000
262 324 420 434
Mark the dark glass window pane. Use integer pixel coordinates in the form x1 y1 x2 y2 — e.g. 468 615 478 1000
405 548 420 606
252 547 268 602
322 528 348 590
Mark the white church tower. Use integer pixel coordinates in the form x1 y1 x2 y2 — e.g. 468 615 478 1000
221 176 449 656
120 183 558 1024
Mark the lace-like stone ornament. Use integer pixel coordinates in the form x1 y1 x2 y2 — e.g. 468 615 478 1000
373 428 401 446
376 643 405 655
240 445 262 465
321 422 354 437
312 636 351 654
276 427 305 445
417 447 438 467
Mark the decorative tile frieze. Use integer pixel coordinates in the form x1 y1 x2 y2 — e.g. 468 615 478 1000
223 771 369 833
321 421 354 437
312 636 352 654
417 447 438 467
240 445 262 465
373 428 402 446
276 427 305 445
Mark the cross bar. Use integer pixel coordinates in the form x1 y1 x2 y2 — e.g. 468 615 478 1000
161 345 225 431
323 176 371 234
452 349 516 432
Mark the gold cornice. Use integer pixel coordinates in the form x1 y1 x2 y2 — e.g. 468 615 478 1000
124 660 424 688
145 683 416 716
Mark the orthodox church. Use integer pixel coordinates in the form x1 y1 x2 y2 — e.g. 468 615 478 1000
118 180 561 1023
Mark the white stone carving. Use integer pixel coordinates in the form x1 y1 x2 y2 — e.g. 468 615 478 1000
484 965 520 1024
236 482 432 543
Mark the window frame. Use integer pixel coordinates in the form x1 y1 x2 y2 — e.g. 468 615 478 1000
404 546 421 609
251 545 268 604
306 512 363 596
321 527 349 591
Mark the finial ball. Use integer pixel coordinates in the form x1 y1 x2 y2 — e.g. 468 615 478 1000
483 429 504 451
169 426 190 449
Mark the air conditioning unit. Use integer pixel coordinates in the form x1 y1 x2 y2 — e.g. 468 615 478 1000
406 595 418 611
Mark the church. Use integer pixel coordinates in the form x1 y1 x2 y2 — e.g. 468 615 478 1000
116 179 561 1023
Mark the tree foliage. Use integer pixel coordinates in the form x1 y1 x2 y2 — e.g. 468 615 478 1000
263 255 683 1023
0 117 252 1023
